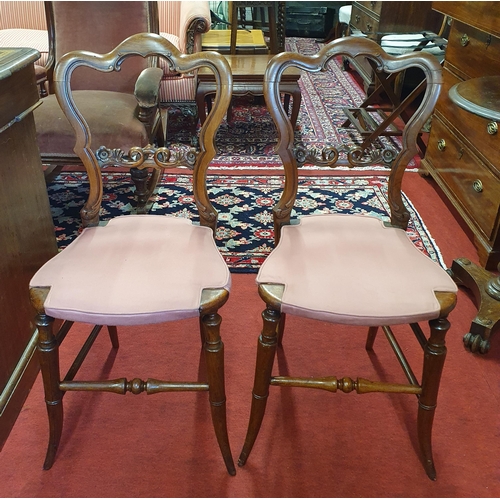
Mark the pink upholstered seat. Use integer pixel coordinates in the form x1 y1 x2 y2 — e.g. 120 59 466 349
257 214 457 326
30 216 230 326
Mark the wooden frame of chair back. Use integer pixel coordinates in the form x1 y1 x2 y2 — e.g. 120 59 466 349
53 32 233 230
263 36 442 244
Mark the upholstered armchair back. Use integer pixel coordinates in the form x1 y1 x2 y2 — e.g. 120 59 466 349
0 1 46 30
46 1 158 94
158 1 210 54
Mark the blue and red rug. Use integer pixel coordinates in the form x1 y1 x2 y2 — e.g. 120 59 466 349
48 171 444 272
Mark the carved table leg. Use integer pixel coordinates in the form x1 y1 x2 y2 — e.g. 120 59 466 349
450 257 500 354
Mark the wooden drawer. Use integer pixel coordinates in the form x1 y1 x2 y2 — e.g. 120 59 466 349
426 116 500 239
357 1 382 16
350 4 379 38
435 68 500 167
445 20 500 80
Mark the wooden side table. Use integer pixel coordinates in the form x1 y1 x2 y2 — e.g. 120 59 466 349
196 54 302 127
448 76 500 354
201 29 269 55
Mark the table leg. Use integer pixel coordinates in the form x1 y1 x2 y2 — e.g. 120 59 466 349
290 87 302 128
450 257 500 354
195 86 208 125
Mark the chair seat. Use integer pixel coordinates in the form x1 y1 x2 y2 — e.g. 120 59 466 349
30 215 231 326
34 90 149 157
338 5 352 25
257 214 457 326
381 33 446 56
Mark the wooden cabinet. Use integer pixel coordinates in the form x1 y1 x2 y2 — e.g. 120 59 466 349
0 48 58 449
348 1 442 91
421 2 500 271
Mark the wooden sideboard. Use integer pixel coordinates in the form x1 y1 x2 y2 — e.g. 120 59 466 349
348 1 442 92
0 48 58 449
421 2 500 271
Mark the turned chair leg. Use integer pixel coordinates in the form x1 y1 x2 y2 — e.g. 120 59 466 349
201 312 236 476
238 306 280 466
36 313 63 470
418 316 450 481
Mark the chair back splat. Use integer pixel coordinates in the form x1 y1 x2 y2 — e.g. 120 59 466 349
238 37 458 481
29 33 236 475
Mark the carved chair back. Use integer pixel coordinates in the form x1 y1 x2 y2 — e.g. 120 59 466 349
53 32 232 229
45 1 160 93
263 37 442 243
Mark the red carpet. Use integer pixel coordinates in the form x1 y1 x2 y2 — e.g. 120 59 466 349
1 172 499 497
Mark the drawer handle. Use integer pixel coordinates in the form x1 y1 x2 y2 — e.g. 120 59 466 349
472 179 483 193
437 139 446 151
460 34 470 47
487 122 498 135
371 1 376 7
355 14 360 23
366 22 372 32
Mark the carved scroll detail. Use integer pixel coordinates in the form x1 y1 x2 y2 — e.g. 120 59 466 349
294 144 397 168
95 144 198 170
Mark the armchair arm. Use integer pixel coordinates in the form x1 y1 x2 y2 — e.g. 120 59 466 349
178 1 211 54
134 67 163 108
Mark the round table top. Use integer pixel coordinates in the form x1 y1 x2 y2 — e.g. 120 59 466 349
449 76 500 121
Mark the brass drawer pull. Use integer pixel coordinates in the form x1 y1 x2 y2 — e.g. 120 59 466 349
366 22 372 32
355 14 360 23
437 139 446 151
371 1 376 7
472 179 483 193
487 122 498 135
460 33 470 47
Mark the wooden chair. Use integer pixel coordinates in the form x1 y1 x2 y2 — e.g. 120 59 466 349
342 16 449 157
29 33 236 475
238 37 458 480
34 1 164 211
229 1 285 55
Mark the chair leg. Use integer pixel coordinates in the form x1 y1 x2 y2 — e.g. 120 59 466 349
418 316 450 481
365 326 379 350
130 167 151 213
238 306 280 466
277 312 286 347
107 326 119 349
201 312 236 476
36 313 63 470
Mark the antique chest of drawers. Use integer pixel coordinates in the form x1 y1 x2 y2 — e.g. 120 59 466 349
421 2 500 270
348 1 442 91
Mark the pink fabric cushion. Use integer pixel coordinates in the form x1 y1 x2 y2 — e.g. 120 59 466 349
34 90 149 157
30 215 231 326
257 214 457 326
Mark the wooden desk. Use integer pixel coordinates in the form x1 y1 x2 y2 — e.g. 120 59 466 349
421 1 500 354
196 54 302 127
0 48 58 448
201 29 269 55
447 76 500 355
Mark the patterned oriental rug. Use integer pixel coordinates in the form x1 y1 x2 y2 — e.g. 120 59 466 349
171 37 409 170
48 172 444 273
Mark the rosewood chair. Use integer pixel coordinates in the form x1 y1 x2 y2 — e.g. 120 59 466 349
34 1 164 211
238 37 458 480
29 33 236 475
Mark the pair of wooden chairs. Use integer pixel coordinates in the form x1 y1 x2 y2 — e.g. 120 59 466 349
30 34 457 480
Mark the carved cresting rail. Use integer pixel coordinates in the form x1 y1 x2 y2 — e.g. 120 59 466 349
95 144 198 170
